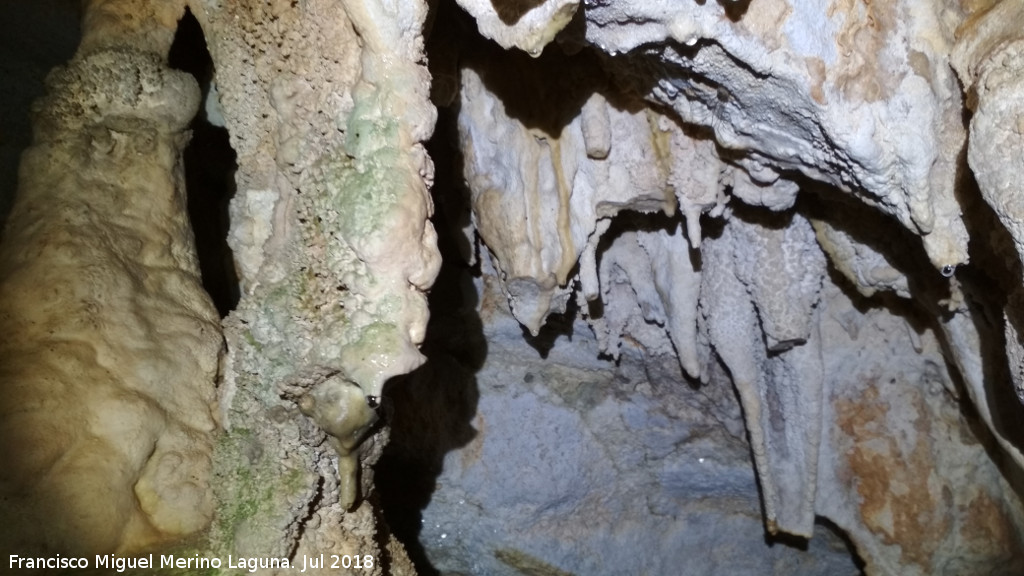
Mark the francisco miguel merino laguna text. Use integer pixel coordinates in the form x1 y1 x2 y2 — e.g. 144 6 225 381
10 553 374 572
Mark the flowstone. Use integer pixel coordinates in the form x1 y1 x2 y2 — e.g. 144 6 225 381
0 0 221 554
193 0 438 568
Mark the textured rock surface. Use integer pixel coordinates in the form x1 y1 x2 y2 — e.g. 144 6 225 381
0 0 221 554
5 0 1024 574
817 282 1024 575
397 200 1024 574
397 0 1024 574
191 0 437 569
395 270 862 575
0 0 435 569
587 0 971 272
699 211 827 537
953 1 1024 412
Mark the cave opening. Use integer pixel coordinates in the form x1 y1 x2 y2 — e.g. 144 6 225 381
168 8 240 318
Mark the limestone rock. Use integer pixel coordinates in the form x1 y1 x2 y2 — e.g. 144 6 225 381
700 212 827 537
0 1 220 553
446 0 1024 571
458 46 676 334
816 283 1024 576
194 0 438 565
406 283 862 576
954 1 1024 420
588 0 970 271
454 0 579 56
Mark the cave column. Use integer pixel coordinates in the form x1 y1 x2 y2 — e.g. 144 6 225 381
184 0 437 565
0 0 222 554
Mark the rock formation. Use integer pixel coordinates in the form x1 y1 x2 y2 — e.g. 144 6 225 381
1 0 1024 575
412 1 1024 574
0 0 222 554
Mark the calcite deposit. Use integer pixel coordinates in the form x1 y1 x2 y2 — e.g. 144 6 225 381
191 0 438 569
3 0 1024 574
0 0 435 570
428 0 1024 574
0 0 221 554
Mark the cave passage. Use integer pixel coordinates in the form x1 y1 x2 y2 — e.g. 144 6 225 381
169 8 240 317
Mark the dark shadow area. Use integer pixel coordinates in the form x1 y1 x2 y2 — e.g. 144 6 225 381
374 100 484 575
798 183 965 373
764 530 809 551
169 8 240 317
946 146 1024 509
491 0 546 25
954 130 1024 450
0 0 81 234
459 18 648 140
814 517 867 574
797 182 955 319
521 289 578 358
719 0 752 21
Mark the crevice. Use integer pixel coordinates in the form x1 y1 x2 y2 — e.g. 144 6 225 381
373 96 484 575
169 7 240 318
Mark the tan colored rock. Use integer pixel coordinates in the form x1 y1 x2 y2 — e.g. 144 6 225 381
458 47 683 335
817 283 1024 576
0 0 221 554
192 0 438 565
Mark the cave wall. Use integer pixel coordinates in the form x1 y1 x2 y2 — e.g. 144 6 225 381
414 0 1024 574
1 0 1024 575
0 0 437 570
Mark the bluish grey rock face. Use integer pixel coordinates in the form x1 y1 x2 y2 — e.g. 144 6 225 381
413 308 861 576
